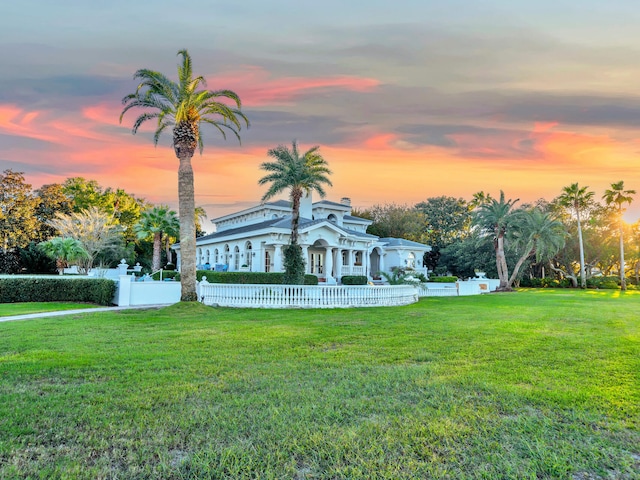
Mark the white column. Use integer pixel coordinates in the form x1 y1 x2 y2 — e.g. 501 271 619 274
336 249 343 281
364 249 371 280
379 252 385 276
274 244 283 272
117 275 132 306
325 247 335 284
302 245 309 273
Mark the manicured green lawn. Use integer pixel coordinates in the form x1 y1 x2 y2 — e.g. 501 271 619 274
0 302 100 317
0 290 638 479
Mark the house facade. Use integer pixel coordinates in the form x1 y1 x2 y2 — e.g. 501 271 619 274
173 195 430 283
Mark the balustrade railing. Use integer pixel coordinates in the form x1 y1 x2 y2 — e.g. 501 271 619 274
198 281 418 308
340 266 365 276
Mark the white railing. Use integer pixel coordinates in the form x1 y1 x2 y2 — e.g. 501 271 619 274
340 266 365 276
198 281 418 308
420 286 459 297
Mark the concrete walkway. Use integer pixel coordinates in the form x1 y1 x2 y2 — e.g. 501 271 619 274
0 304 174 323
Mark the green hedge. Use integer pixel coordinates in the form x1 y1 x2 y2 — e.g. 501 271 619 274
0 278 116 305
196 271 318 285
149 270 320 285
518 276 631 289
341 275 368 285
519 277 573 288
430 276 458 283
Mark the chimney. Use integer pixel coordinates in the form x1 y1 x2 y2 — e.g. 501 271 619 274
300 191 313 219
340 197 351 206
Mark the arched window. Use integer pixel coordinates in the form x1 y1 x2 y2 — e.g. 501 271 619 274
265 251 271 273
234 246 240 271
224 244 230 265
197 248 203 266
214 249 219 264
407 252 416 268
328 213 337 223
246 242 253 270
354 251 363 266
205 249 210 265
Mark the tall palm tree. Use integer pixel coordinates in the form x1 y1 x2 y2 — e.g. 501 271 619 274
507 208 566 288
557 183 594 288
258 141 332 283
135 205 178 271
119 49 249 301
473 191 518 291
603 181 636 291
258 141 332 245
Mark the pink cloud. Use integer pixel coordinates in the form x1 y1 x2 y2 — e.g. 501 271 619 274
208 66 380 106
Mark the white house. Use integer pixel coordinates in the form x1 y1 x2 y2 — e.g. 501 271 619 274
173 195 430 284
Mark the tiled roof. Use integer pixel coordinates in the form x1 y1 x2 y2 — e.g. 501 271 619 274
343 214 371 223
313 200 350 208
266 199 291 208
378 237 430 248
196 217 291 242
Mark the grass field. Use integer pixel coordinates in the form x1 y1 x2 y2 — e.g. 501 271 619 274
0 302 100 317
0 290 638 479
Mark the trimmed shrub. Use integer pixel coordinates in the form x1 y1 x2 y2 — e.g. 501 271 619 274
430 276 458 283
587 276 621 289
341 275 368 285
283 244 306 285
0 278 116 305
196 271 318 285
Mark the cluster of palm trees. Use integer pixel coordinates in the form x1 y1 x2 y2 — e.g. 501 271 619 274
474 181 635 291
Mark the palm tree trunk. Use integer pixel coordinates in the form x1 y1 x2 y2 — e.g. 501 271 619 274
508 245 534 288
178 155 197 301
576 209 587 289
495 234 509 290
165 238 172 265
152 231 162 272
619 218 626 291
290 188 302 245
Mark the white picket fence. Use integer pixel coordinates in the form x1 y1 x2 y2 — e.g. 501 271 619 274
198 281 418 308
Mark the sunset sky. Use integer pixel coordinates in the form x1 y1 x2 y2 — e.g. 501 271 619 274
2 0 640 230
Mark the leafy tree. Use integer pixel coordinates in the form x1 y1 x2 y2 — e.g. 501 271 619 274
603 181 636 290
19 242 57 274
415 196 471 271
0 170 40 253
102 187 148 243
120 49 249 301
415 196 471 245
507 208 566 288
62 177 106 212
34 183 73 241
47 206 123 273
439 233 497 279
135 205 179 271
473 191 519 291
556 183 594 288
258 141 332 284
360 204 425 241
38 237 89 274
